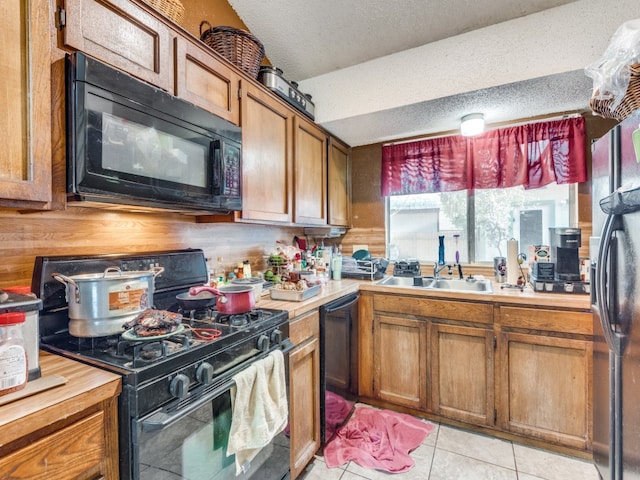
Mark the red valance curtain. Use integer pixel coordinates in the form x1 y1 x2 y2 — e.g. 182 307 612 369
381 116 586 196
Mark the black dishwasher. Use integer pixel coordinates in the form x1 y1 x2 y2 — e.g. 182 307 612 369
319 293 359 447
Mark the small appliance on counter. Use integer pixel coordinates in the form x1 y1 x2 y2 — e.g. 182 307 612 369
393 259 421 277
529 227 589 294
258 66 315 120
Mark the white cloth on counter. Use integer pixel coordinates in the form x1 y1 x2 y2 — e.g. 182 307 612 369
227 349 288 475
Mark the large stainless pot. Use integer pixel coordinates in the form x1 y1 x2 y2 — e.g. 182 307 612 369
53 266 164 337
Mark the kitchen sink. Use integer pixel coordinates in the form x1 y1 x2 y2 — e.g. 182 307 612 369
378 275 493 293
377 276 418 287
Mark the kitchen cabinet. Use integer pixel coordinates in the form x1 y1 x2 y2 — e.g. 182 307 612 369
234 81 294 223
497 306 592 451
58 0 174 92
373 312 427 410
293 116 327 225
289 309 321 480
327 137 351 227
358 289 592 453
0 0 52 207
0 352 121 479
174 36 241 125
430 322 494 426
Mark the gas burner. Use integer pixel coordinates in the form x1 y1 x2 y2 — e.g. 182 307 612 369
116 333 193 367
179 306 215 322
229 314 249 327
216 309 274 328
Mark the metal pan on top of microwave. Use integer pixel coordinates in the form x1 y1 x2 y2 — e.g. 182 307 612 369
66 52 242 214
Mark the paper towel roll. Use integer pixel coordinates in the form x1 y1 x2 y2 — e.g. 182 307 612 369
506 239 519 285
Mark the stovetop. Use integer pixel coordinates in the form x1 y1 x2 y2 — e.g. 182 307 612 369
32 249 290 385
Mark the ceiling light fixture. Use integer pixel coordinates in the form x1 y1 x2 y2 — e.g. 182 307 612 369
460 113 485 137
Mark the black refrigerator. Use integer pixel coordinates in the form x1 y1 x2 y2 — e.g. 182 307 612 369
592 109 640 480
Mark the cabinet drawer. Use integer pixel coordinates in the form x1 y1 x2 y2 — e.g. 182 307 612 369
499 306 592 335
290 310 320 344
0 411 105 479
373 294 492 324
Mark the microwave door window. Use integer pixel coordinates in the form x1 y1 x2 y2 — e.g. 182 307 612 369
100 112 208 189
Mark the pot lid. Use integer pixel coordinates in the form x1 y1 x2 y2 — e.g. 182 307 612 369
0 290 42 312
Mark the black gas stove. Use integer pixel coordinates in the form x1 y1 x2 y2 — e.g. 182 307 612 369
32 249 292 480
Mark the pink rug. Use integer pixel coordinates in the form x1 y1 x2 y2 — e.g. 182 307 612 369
323 406 434 473
324 391 355 441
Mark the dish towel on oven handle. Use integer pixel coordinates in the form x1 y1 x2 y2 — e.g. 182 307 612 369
227 349 288 475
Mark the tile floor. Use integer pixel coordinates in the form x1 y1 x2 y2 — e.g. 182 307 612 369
299 407 600 480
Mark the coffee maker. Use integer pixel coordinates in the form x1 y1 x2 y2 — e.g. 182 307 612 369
549 227 581 281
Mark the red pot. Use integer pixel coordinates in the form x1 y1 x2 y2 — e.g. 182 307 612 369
188 285 255 314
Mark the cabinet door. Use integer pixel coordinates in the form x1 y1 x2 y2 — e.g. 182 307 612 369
327 137 351 227
430 323 494 425
239 82 293 223
0 411 106 479
174 37 241 125
0 0 52 206
293 116 327 225
374 313 427 410
499 331 592 450
289 336 320 480
60 0 174 92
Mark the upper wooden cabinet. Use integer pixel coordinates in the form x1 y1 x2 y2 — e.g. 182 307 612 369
293 116 327 225
0 0 52 207
328 137 351 227
174 36 241 125
238 81 294 223
59 0 174 92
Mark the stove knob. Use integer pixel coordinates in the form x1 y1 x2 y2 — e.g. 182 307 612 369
196 362 214 385
270 329 282 345
169 373 190 399
257 334 270 352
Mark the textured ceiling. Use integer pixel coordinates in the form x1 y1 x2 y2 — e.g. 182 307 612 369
228 0 640 146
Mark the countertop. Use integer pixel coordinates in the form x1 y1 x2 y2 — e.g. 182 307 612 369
0 351 121 448
258 276 591 318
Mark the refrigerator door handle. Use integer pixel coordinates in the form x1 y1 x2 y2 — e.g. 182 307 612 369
596 213 624 356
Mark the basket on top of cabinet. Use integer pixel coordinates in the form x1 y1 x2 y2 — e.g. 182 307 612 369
200 21 265 79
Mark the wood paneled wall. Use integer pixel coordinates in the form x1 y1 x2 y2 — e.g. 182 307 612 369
0 207 302 288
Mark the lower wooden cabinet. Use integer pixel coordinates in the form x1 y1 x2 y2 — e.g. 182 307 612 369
373 313 427 410
498 330 592 450
0 409 111 479
358 291 593 453
430 323 494 426
289 310 321 480
0 353 120 480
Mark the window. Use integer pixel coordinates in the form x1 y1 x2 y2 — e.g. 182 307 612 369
387 183 574 264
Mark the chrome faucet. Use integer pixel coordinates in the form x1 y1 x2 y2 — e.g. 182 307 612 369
433 262 451 278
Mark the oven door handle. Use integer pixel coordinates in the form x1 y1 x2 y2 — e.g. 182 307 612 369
141 342 295 432
142 378 235 432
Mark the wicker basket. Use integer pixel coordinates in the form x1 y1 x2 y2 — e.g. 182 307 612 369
590 63 640 121
141 0 184 24
200 21 265 79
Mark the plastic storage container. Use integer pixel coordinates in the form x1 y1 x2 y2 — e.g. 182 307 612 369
0 311 28 395
0 288 42 382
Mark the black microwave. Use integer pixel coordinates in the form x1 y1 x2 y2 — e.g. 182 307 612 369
66 52 242 213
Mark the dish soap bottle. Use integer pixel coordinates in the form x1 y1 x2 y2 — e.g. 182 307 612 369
438 235 445 265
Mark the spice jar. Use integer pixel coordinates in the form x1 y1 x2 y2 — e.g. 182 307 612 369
0 311 28 396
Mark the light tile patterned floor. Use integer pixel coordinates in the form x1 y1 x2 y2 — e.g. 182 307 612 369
299 411 600 480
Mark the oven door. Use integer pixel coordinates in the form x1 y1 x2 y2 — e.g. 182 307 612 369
133 347 293 480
